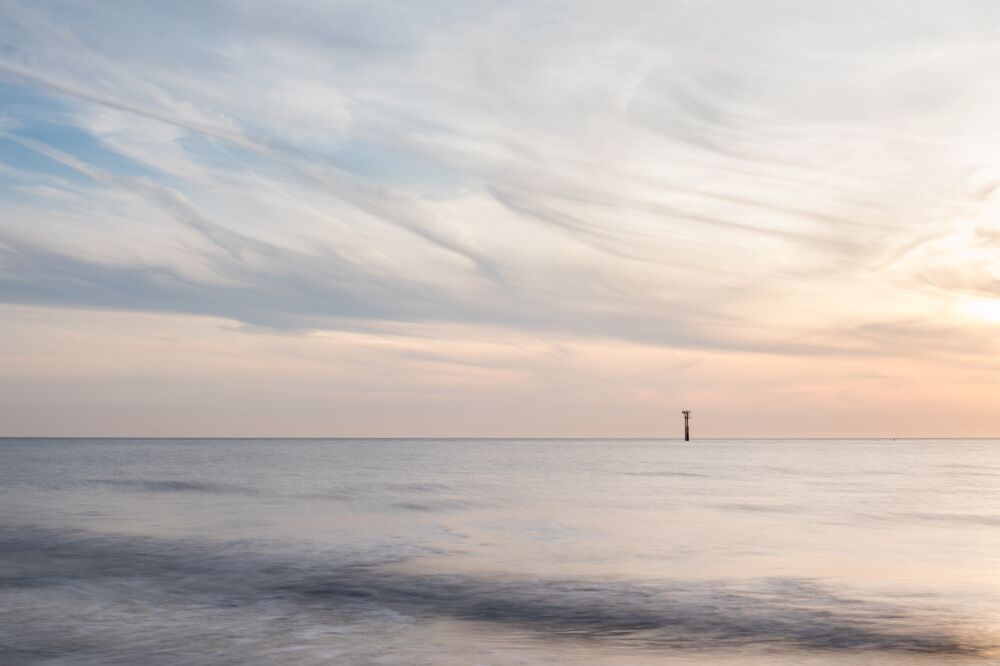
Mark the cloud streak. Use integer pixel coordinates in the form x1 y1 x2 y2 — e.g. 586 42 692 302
3 1 1000 433
1 2 999 346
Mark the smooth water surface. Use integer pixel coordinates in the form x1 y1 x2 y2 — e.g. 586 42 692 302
2 438 1000 664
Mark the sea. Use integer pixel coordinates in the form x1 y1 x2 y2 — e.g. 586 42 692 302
2 438 999 665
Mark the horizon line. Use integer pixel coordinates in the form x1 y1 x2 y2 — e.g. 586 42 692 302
2 436 999 441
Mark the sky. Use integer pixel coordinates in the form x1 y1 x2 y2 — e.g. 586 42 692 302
2 0 1000 437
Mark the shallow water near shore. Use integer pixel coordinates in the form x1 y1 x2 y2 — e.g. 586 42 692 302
2 437 1000 664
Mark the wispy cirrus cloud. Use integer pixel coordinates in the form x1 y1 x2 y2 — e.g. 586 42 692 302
3 1 1000 434
3 0 999 348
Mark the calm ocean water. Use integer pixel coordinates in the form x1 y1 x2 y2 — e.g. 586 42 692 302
2 438 999 665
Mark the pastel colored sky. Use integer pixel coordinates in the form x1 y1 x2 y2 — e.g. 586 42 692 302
2 1 1000 437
